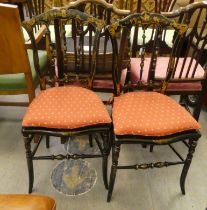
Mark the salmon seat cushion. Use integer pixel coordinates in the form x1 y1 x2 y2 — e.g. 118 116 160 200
22 86 111 129
112 92 200 136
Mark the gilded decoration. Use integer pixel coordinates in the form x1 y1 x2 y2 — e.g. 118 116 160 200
108 12 188 38
108 22 119 37
23 8 105 32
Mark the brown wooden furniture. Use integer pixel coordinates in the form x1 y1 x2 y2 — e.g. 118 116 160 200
0 0 26 20
0 194 56 210
22 8 112 193
26 0 45 17
106 12 201 202
0 3 35 106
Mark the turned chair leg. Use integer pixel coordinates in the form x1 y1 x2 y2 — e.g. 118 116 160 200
89 134 93 147
24 135 34 193
102 131 111 190
193 92 205 121
46 136 50 148
107 143 120 202
103 155 108 189
150 145 154 152
33 135 41 143
180 138 198 195
179 94 185 104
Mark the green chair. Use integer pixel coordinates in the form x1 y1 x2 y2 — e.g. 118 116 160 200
0 3 47 106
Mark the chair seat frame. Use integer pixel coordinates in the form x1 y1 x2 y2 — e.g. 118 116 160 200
107 122 200 201
22 124 111 193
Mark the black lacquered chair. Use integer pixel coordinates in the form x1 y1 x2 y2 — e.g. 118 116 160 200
129 2 207 121
21 8 112 193
106 12 201 201
163 1 207 120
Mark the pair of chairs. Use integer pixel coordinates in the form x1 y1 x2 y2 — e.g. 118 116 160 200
20 2 203 202
2 0 201 109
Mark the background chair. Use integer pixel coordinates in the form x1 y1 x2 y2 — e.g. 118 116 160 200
22 7 112 193
161 1 207 120
172 0 207 108
106 12 201 201
128 2 207 121
113 0 186 57
0 3 38 106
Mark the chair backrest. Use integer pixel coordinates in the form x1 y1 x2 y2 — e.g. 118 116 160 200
22 7 104 89
114 0 195 13
162 1 207 81
107 12 188 95
26 0 46 17
63 0 130 80
68 0 129 23
116 0 195 56
0 4 31 75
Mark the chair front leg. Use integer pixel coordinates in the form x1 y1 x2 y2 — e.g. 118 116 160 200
24 134 34 193
102 131 111 190
46 136 50 148
89 134 93 147
180 138 198 195
107 141 120 202
193 95 204 121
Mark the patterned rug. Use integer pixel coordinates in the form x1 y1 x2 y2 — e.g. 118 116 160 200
64 135 99 155
51 159 97 196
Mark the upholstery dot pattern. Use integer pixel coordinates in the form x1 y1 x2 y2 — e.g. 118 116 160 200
22 86 111 129
112 92 200 136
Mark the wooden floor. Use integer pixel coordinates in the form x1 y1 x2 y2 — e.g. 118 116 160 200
0 93 207 210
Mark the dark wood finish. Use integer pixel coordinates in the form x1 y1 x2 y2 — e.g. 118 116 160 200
26 0 45 17
116 0 182 56
69 0 129 16
0 4 35 106
106 12 201 202
22 8 111 193
63 0 130 92
161 1 207 120
117 0 178 12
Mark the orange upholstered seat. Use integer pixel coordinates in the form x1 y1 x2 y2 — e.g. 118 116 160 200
112 92 200 136
22 86 111 129
0 194 56 210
